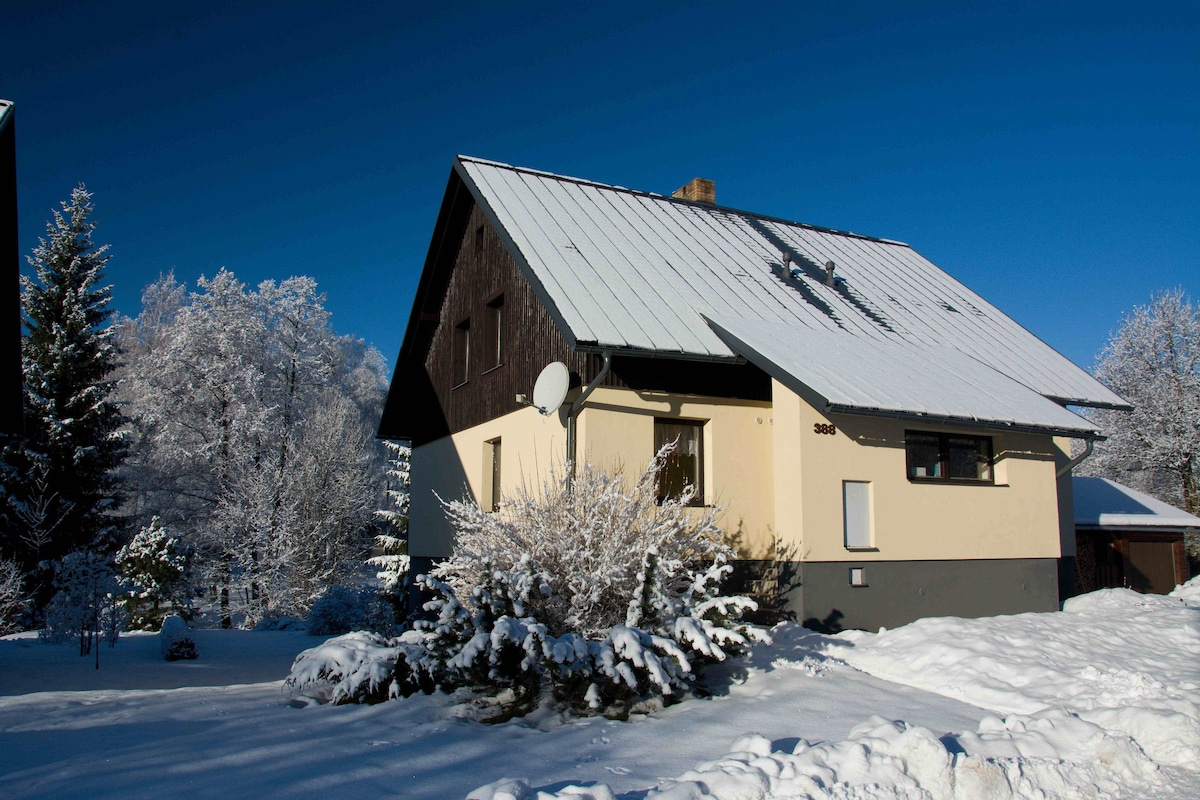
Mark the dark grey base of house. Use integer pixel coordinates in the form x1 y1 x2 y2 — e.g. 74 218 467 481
1057 556 1077 602
776 558 1061 633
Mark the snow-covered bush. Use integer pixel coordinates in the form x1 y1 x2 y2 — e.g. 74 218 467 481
0 559 27 635
285 448 764 715
437 446 742 637
116 516 195 629
159 614 198 661
253 613 307 631
286 630 432 705
40 550 126 655
306 585 396 636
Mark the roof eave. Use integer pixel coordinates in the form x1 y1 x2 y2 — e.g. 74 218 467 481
572 342 744 364
824 403 1102 439
1076 522 1200 533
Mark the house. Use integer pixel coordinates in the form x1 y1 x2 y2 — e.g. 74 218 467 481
380 156 1128 632
1073 476 1196 594
0 100 21 438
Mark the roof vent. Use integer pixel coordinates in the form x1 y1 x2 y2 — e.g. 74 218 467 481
824 260 837 287
672 177 715 204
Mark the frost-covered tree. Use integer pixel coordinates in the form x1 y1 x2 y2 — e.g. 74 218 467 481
369 440 411 610
115 517 195 629
1083 289 1200 517
1 186 127 600
119 271 388 626
0 558 26 635
1082 289 1200 564
40 550 124 657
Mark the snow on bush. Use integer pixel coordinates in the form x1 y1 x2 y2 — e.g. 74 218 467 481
286 630 430 705
116 516 195 629
437 447 738 637
287 449 765 716
40 550 126 655
306 584 396 636
159 614 198 661
0 558 26 635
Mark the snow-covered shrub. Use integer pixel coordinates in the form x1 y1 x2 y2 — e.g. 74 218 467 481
159 614 198 661
253 613 307 631
286 630 431 705
286 449 764 715
0 559 27 635
116 516 195 629
306 584 396 636
414 562 550 716
438 445 734 637
40 550 126 655
425 447 764 715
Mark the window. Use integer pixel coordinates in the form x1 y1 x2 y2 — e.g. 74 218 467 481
483 294 505 371
843 481 873 549
654 418 704 505
905 431 992 483
483 437 501 512
849 567 867 586
452 317 470 387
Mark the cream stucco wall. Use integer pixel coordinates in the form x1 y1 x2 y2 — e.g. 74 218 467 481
770 379 1065 563
409 379 1066 567
576 387 776 558
409 387 775 559
408 404 569 558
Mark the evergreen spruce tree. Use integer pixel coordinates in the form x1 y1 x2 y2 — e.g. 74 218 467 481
1 186 127 598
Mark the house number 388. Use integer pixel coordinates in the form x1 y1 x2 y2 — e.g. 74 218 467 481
813 423 836 435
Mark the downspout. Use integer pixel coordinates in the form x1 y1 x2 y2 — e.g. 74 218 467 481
566 350 612 490
1056 436 1096 478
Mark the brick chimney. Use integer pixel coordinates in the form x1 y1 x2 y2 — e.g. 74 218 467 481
672 177 715 204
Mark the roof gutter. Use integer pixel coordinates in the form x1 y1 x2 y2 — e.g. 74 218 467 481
566 350 612 491
1056 436 1096 479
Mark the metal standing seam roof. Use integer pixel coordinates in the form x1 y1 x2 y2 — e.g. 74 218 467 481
453 156 1126 432
1073 477 1200 529
705 315 1100 436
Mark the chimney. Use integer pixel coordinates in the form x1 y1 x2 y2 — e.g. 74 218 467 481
672 177 715 204
824 260 837 287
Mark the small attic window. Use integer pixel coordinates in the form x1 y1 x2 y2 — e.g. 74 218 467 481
483 294 505 371
452 317 470 387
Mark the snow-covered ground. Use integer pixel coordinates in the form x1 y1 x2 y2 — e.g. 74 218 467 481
2 583 1198 799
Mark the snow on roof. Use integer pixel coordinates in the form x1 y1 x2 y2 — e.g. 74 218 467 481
455 156 1127 421
705 314 1099 435
1073 476 1200 529
0 100 12 134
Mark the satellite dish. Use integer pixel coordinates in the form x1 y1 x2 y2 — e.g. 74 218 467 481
532 361 570 415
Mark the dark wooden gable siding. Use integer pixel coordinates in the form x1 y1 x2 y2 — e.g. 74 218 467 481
380 167 772 446
424 203 594 436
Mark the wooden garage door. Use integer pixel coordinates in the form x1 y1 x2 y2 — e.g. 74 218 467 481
1127 541 1177 594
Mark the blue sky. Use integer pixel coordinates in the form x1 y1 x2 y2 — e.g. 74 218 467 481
4 1 1197 373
